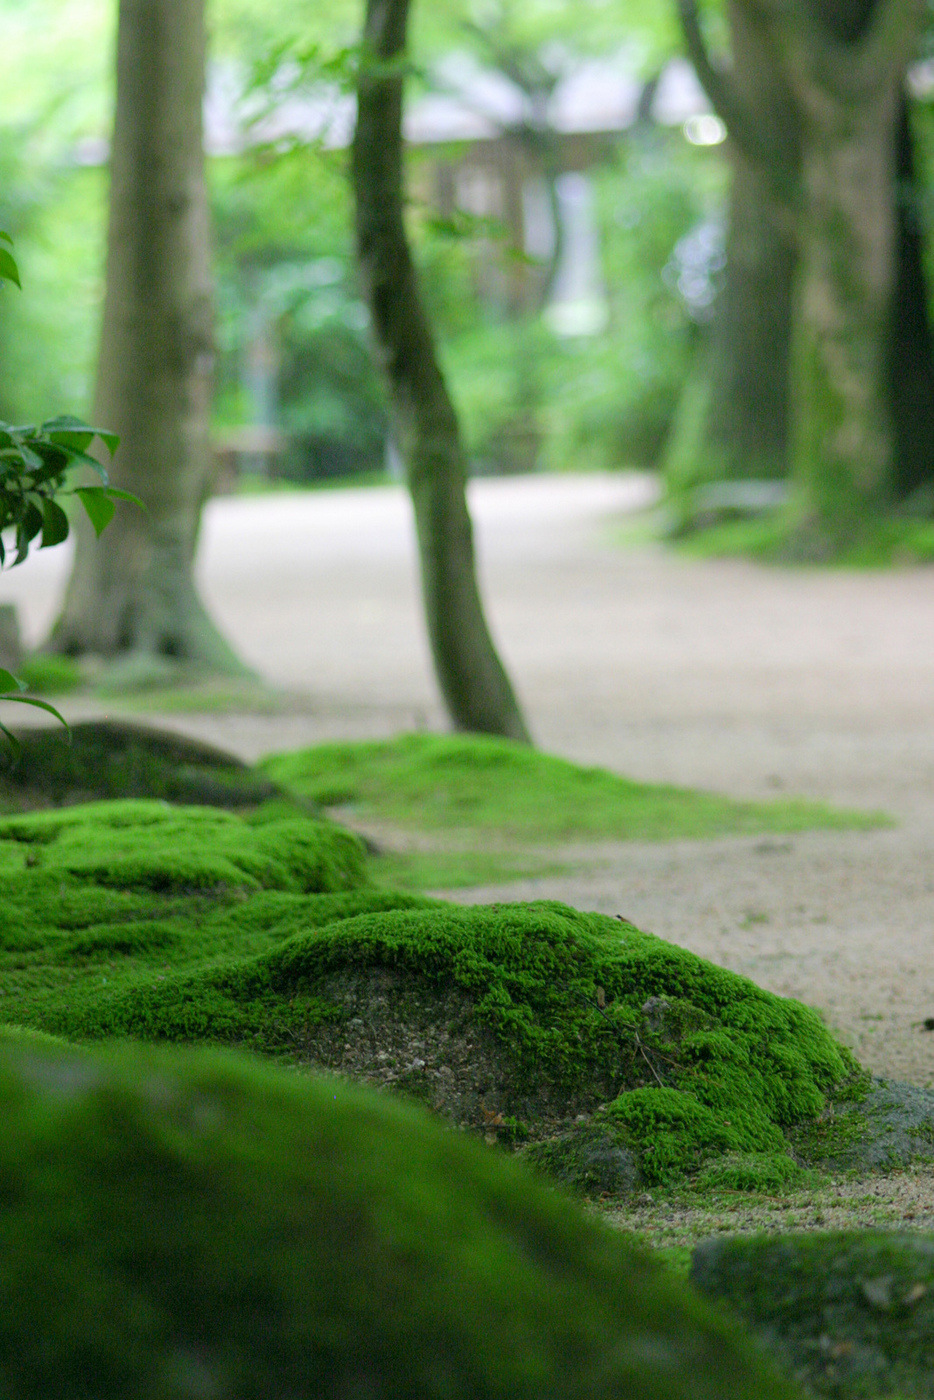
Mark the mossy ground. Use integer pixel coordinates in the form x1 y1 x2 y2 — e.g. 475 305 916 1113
0 798 864 1193
0 1034 803 1400
259 732 888 889
672 511 934 568
0 720 293 812
691 1230 934 1397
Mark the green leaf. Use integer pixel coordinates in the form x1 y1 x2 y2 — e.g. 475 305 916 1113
40 497 70 549
0 231 13 247
106 487 145 509
1 693 69 728
0 667 25 693
0 246 21 289
96 429 120 458
64 449 109 484
42 416 120 460
74 486 115 536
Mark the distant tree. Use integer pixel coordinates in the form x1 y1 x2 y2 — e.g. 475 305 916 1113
49 0 247 676
352 0 531 742
676 0 933 548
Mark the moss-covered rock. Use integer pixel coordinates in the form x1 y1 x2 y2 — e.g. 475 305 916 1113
0 719 291 811
0 1035 805 1400
0 799 862 1188
690 1231 934 1397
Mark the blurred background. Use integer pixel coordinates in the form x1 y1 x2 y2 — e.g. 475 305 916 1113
0 0 738 496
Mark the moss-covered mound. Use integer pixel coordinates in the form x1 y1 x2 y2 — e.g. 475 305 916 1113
0 1037 803 1400
0 798 862 1190
691 1231 934 1397
259 731 886 844
0 719 291 811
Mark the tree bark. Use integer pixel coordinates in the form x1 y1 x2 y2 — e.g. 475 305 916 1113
352 0 531 742
669 0 799 519
890 91 934 503
677 0 929 547
697 2 798 486
48 0 246 674
774 0 924 545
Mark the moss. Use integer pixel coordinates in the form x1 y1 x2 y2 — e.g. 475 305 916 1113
695 1152 805 1193
16 652 83 694
520 1115 642 1197
259 731 887 847
0 805 861 1186
0 800 438 1056
0 719 292 812
0 1036 803 1400
691 1231 934 1396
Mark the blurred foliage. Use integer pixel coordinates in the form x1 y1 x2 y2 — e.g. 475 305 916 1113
0 0 725 485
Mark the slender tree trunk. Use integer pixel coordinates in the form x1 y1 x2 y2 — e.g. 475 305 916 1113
352 0 531 742
890 92 934 502
48 0 246 674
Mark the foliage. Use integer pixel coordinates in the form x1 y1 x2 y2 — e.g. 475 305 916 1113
0 231 132 740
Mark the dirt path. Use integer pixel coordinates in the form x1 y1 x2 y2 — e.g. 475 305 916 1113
6 472 934 1089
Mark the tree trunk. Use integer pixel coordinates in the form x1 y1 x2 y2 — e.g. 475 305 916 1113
775 0 924 546
890 91 934 503
669 0 800 521
791 89 899 541
676 0 931 545
352 0 531 743
701 1 798 487
48 0 246 675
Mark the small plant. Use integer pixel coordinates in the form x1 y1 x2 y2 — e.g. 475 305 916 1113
0 231 135 744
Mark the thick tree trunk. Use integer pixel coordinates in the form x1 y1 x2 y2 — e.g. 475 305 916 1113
700 1 798 486
772 0 925 545
352 0 531 743
48 0 246 674
670 0 799 518
791 89 899 541
676 0 931 546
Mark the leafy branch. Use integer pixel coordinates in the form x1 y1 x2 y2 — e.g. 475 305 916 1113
0 232 137 744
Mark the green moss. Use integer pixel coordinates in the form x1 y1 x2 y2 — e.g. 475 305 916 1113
0 800 868 1189
259 731 888 847
0 799 367 893
695 1152 805 1193
676 510 934 568
0 719 291 811
0 805 860 1184
691 1231 934 1397
15 652 83 694
0 1036 803 1400
368 845 571 891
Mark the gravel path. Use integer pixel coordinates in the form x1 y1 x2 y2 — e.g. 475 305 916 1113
6 471 934 1088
